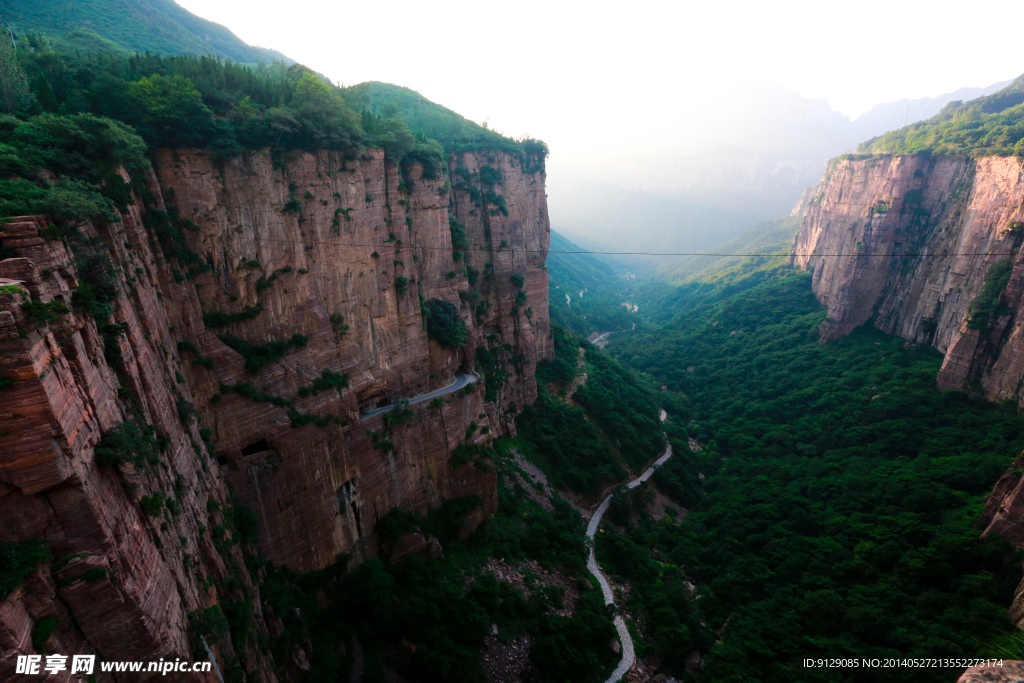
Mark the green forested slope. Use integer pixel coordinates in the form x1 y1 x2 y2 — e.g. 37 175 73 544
253 327 668 682
633 240 795 328
342 82 526 153
656 214 800 284
248 325 669 682
519 325 666 494
258 461 619 683
547 231 638 336
0 1 549 163
0 45 544 227
860 72 1024 157
0 0 290 62
604 270 1024 681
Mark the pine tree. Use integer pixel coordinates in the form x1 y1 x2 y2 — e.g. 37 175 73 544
0 37 31 113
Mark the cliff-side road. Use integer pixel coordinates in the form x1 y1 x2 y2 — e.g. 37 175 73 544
361 372 478 418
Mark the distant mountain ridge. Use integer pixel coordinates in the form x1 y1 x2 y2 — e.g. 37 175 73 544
860 72 1024 157
551 77 1017 266
645 79 1016 283
0 0 291 63
851 79 1014 138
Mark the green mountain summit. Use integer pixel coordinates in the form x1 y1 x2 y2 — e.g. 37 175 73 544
0 0 291 63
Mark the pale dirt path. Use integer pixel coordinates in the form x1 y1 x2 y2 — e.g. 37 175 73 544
587 409 672 683
590 331 614 349
505 410 674 683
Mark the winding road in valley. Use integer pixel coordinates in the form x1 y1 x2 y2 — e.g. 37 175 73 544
587 410 673 683
360 372 477 418
365 374 672 682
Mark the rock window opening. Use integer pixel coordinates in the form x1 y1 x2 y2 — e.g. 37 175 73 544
240 439 271 457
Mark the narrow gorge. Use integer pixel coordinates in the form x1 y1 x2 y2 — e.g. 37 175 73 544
8 12 1024 680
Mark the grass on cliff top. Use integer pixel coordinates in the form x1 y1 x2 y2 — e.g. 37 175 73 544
859 71 1024 157
605 268 1024 680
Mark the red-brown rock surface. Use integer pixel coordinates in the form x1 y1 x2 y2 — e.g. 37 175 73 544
0 213 269 680
957 661 1024 683
0 143 550 679
149 147 549 571
793 155 1024 398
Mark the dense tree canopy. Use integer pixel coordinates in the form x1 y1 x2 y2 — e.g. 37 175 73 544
860 75 1024 157
525 324 665 494
0 112 146 229
423 299 468 349
605 270 1024 681
1 43 544 170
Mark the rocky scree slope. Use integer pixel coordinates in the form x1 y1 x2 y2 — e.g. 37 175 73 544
0 145 550 679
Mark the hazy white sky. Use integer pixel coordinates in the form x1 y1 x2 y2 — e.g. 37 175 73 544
178 0 1024 161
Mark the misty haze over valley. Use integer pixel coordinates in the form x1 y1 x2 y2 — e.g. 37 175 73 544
549 79 1012 265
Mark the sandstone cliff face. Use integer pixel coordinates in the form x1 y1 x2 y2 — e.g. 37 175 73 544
793 155 1024 396
0 146 550 677
150 147 549 572
0 214 272 681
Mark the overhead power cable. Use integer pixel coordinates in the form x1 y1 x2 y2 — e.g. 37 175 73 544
198 234 1020 259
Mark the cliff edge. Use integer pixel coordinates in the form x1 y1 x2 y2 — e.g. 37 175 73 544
792 154 1024 401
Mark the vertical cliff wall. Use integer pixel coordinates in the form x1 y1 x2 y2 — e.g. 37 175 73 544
150 147 550 572
0 145 551 678
0 213 274 681
792 155 1024 399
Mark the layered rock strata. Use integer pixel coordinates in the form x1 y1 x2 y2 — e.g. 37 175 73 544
0 214 273 681
792 155 1024 399
150 147 550 571
0 145 550 678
